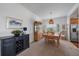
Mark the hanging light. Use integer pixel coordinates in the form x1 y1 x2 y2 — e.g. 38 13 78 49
49 19 54 24
48 10 54 24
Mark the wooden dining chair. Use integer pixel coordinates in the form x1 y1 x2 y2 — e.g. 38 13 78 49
57 32 62 45
46 33 60 47
55 31 66 47
59 31 65 40
43 32 61 47
45 32 55 43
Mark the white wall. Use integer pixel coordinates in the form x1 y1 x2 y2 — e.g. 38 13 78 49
54 16 67 24
54 16 67 32
0 3 39 43
43 16 67 24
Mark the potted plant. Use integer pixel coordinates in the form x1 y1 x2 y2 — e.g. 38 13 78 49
11 30 22 37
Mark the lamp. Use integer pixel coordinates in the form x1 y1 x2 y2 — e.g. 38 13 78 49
23 27 27 31
22 27 27 35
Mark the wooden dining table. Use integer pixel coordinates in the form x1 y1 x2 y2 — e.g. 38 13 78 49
42 33 62 47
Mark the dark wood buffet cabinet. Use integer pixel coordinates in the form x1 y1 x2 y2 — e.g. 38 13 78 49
0 34 29 56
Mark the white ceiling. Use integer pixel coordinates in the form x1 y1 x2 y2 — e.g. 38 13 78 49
21 3 75 19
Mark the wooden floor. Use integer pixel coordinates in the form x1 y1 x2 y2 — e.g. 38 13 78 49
71 41 79 48
17 39 79 56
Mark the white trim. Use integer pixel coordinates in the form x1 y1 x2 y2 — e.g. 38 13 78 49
67 16 70 41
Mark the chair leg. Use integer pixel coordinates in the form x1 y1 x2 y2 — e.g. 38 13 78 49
57 39 60 48
45 38 49 43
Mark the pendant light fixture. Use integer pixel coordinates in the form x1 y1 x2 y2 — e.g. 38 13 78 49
49 19 54 24
49 10 54 24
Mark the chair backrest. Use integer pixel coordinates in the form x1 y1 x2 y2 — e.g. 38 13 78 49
47 32 54 35
58 32 62 39
59 31 66 39
61 31 66 35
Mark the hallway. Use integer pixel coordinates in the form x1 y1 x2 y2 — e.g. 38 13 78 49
18 39 79 56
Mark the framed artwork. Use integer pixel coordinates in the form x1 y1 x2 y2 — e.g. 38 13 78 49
7 17 23 29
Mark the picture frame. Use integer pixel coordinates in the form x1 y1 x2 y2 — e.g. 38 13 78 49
6 17 23 29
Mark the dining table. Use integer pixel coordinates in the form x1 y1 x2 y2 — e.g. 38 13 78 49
42 32 64 47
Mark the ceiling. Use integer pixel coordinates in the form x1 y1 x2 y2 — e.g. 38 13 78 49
21 3 75 19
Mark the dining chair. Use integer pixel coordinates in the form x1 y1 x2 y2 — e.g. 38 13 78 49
43 32 61 47
44 32 54 43
59 31 66 40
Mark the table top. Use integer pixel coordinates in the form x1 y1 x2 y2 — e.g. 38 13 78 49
43 33 64 37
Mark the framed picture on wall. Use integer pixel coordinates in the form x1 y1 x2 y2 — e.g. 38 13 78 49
6 17 23 29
